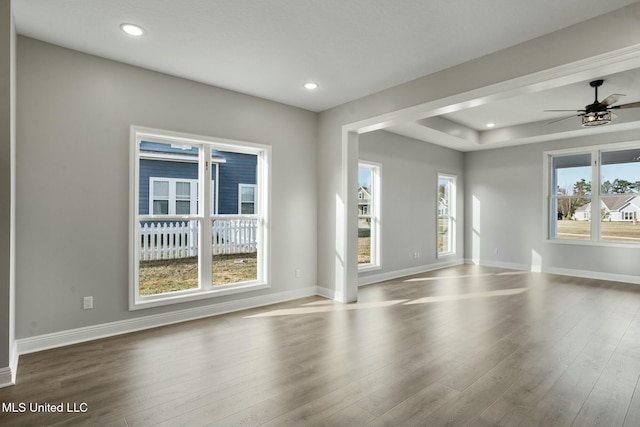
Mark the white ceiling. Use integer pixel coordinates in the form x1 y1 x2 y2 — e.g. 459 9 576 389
443 69 640 130
12 0 640 150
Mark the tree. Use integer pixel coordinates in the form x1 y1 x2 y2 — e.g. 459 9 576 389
601 180 613 194
612 178 632 194
573 178 591 195
556 179 592 220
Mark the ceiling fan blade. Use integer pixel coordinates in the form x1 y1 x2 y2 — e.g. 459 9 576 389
610 102 640 110
601 93 625 106
544 109 586 112
548 114 581 124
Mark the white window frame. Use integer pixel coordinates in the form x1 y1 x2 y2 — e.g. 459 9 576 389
437 174 456 257
238 183 257 215
543 140 640 247
149 177 199 215
130 126 271 310
358 161 381 272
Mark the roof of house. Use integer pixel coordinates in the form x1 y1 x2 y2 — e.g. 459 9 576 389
576 196 638 212
358 186 371 200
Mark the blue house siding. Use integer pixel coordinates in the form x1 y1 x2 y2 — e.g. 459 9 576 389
139 143 256 215
215 150 257 215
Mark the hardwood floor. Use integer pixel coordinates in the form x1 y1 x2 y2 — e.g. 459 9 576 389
2 264 640 426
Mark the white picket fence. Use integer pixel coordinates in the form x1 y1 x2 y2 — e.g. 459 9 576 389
139 218 258 261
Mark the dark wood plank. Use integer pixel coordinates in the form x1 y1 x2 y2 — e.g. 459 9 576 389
1 265 639 427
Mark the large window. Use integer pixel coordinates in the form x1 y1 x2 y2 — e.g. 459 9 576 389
358 162 381 270
131 126 270 309
546 143 640 245
438 174 456 256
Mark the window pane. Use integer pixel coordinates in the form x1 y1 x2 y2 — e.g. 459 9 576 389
134 134 268 308
138 220 200 295
153 181 169 198
358 165 375 265
438 218 450 253
175 200 190 215
212 218 258 285
240 203 255 215
439 179 450 217
153 200 169 215
176 182 190 199
601 148 640 195
600 195 640 243
438 176 454 255
551 154 592 240
240 186 255 202
140 141 200 216
556 212 591 240
552 154 591 196
358 218 371 264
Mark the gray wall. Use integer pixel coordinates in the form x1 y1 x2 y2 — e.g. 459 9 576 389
0 0 16 371
10 3 640 350
464 129 640 278
359 131 464 280
15 37 317 338
317 4 640 300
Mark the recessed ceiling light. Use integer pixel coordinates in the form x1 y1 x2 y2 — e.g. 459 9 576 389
486 122 496 128
120 23 145 36
304 82 319 90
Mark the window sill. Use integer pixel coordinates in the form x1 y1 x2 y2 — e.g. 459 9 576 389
358 264 382 273
437 252 456 258
130 281 270 311
546 239 640 249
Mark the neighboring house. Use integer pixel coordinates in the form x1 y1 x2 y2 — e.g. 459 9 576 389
357 186 371 230
438 199 448 217
573 196 640 221
357 185 371 215
139 141 257 216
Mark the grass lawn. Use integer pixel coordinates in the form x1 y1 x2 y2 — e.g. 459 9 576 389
358 236 370 264
139 252 257 296
557 220 640 242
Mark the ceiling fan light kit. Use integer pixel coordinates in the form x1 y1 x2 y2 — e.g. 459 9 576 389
582 110 612 126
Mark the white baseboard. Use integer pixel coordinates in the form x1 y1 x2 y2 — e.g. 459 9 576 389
0 364 15 388
542 266 640 285
0 367 12 388
464 258 640 285
316 286 339 300
17 286 318 355
0 341 18 388
358 258 464 286
464 258 541 272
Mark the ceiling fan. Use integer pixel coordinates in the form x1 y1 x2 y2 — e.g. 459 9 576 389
546 79 640 126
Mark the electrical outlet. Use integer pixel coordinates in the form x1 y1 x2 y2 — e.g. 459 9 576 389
295 269 301 278
413 252 420 259
83 296 93 310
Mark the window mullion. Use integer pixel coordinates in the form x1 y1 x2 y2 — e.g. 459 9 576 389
200 145 213 290
168 180 176 215
592 150 600 242
191 178 198 214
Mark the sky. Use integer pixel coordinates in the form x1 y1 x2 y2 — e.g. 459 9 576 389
358 167 371 188
557 163 639 194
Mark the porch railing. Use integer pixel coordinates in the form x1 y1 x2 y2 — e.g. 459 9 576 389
139 218 258 261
